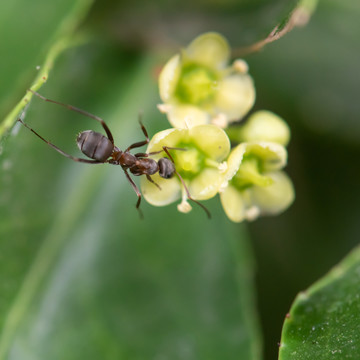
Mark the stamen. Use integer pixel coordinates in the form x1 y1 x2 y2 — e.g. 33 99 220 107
178 198 193 213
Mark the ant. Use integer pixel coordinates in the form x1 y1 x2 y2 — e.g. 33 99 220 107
18 89 211 218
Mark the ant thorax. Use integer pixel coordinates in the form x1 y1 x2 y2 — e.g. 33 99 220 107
129 157 159 176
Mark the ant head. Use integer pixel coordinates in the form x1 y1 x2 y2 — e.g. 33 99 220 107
158 158 175 179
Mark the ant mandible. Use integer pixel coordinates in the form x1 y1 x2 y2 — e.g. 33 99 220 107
18 89 211 218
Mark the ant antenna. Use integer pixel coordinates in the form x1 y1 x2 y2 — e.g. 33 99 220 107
162 146 211 219
174 168 212 219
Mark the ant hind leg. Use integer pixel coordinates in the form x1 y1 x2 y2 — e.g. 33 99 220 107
28 89 114 143
18 118 102 164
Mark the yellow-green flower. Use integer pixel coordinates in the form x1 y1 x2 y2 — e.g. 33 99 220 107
140 124 230 213
227 110 291 146
220 141 295 222
158 32 256 129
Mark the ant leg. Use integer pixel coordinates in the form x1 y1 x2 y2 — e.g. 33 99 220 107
147 147 187 156
18 119 102 164
162 146 211 219
28 89 114 144
134 152 148 158
161 146 176 163
146 174 161 190
174 169 212 219
125 115 149 152
135 148 186 158
138 113 149 139
122 168 144 218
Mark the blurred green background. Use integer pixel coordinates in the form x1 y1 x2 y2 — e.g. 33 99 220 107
0 0 359 359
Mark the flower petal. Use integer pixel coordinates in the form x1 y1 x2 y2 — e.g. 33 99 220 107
222 143 247 186
159 54 181 102
215 74 255 122
250 171 295 215
147 128 186 154
140 173 181 206
189 168 223 200
239 110 290 146
167 104 210 129
222 141 287 189
189 124 230 161
220 185 247 223
184 32 230 70
244 142 287 172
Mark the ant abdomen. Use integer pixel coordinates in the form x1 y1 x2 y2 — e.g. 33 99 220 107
77 130 114 162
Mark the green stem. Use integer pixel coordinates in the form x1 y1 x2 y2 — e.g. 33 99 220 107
0 0 94 138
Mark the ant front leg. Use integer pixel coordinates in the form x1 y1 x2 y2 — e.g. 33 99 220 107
147 147 187 157
146 174 161 190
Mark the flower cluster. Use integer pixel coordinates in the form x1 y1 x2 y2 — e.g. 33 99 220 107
157 32 255 129
141 32 294 222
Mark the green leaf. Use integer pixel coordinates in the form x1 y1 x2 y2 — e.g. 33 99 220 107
279 245 360 360
0 0 95 138
0 48 261 359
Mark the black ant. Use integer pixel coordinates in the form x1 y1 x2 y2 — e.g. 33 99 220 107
18 89 211 218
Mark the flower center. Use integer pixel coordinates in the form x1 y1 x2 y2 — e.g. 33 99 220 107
171 146 205 180
175 63 217 105
231 156 273 190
